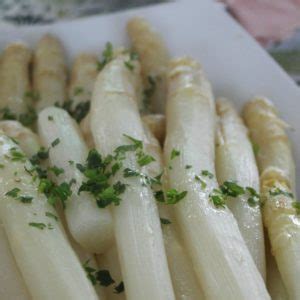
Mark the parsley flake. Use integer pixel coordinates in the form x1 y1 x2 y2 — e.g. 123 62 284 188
160 218 172 225
51 138 60 148
170 149 180 160
29 222 46 230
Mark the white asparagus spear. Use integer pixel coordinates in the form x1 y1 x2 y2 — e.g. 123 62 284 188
0 120 41 157
127 17 169 113
164 57 270 300
243 97 299 300
215 99 266 278
142 114 165 145
0 121 36 299
1 120 105 299
265 234 288 300
0 134 98 300
33 34 67 111
69 53 98 109
56 206 107 300
96 245 126 300
90 54 175 300
38 107 114 253
143 122 204 300
0 43 31 114
0 224 30 300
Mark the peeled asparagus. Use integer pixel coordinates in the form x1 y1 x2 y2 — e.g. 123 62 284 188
127 17 169 113
164 57 269 299
243 97 299 300
33 35 67 111
142 114 165 145
0 120 41 157
265 234 288 300
0 134 98 300
215 99 266 278
96 245 126 300
143 122 204 300
69 53 98 109
38 107 113 253
0 43 31 114
0 224 30 300
90 54 175 300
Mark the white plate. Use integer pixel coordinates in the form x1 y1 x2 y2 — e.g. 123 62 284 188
0 0 299 194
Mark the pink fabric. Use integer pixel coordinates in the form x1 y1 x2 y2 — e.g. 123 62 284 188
221 0 300 45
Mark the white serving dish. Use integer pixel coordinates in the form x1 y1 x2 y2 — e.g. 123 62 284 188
0 0 299 194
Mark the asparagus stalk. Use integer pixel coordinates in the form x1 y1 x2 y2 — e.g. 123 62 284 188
0 134 98 300
164 57 270 299
265 234 288 300
215 99 266 278
0 43 31 114
38 107 113 253
33 35 67 111
69 53 98 110
127 17 169 113
143 121 204 300
90 54 175 300
0 224 30 299
243 97 299 300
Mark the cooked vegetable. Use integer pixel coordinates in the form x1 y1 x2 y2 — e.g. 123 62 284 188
215 99 266 278
127 17 170 113
0 134 98 300
265 235 288 300
69 54 98 107
33 34 67 111
38 107 114 253
0 43 31 115
143 121 204 299
164 57 269 299
244 96 299 300
0 120 41 157
90 53 175 299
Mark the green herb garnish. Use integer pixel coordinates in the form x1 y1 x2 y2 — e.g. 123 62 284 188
201 170 214 179
28 222 46 230
160 218 171 225
170 149 180 160
5 187 20 198
51 138 60 148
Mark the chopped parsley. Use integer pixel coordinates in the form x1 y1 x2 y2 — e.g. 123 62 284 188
9 148 26 162
195 175 207 190
170 149 180 160
39 179 72 208
163 189 188 204
5 187 21 198
209 189 226 208
185 165 192 169
201 170 214 179
160 218 172 225
45 212 59 221
51 138 60 148
48 115 54 121
97 42 114 70
143 76 156 111
246 187 261 207
83 260 97 285
48 166 64 176
220 181 245 197
114 281 125 294
269 187 294 198
24 91 40 102
28 222 46 230
18 195 33 203
124 61 134 71
137 153 155 167
96 269 115 286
